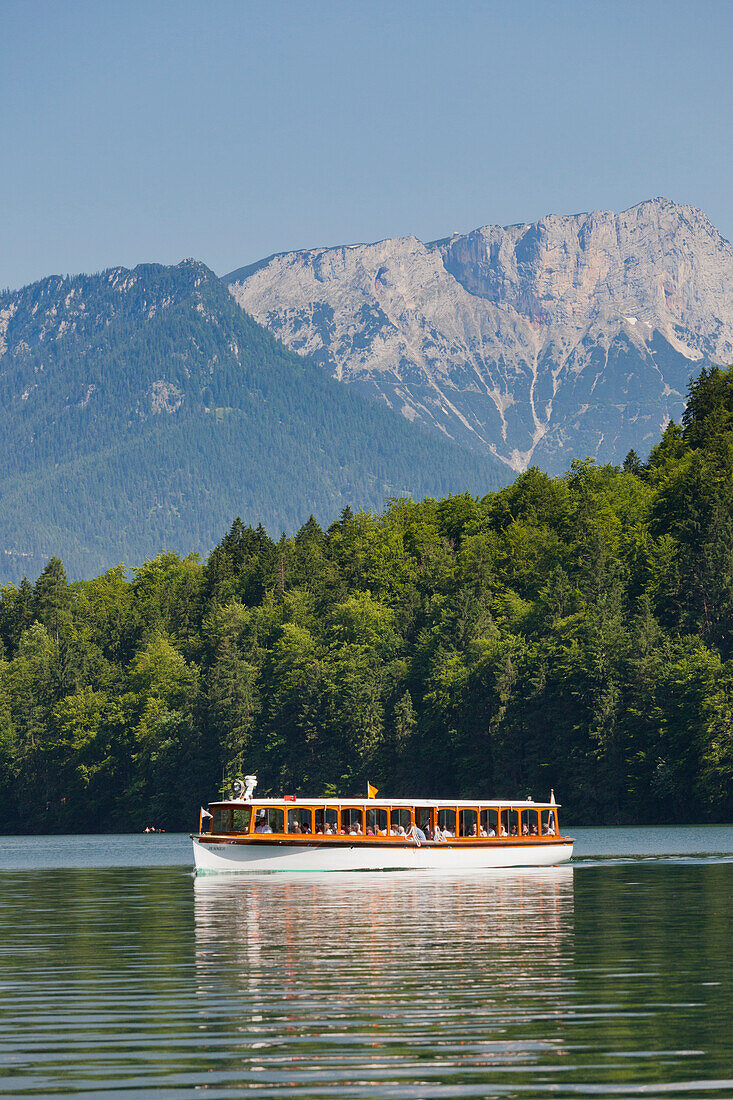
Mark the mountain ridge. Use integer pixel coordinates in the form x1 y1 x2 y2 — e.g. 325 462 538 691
2 196 731 582
0 259 506 582
226 197 731 472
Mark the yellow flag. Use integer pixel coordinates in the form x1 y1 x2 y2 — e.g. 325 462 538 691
367 782 378 799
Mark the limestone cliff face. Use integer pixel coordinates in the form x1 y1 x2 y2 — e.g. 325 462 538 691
227 198 733 472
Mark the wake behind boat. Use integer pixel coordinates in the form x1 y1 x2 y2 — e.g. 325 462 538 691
191 777 574 873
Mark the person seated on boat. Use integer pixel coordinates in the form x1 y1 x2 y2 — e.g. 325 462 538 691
290 820 301 834
487 825 496 836
255 813 272 833
410 824 427 842
302 821 312 834
522 823 529 836
469 823 478 837
315 824 323 834
499 823 507 836
441 826 454 838
423 823 434 840
393 823 406 836
350 821 362 835
510 824 518 836
530 824 538 835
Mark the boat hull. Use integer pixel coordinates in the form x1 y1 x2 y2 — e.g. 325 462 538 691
192 836 574 874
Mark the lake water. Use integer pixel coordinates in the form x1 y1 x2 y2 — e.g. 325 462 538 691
0 828 731 1098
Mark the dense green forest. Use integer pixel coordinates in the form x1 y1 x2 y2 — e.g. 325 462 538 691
0 261 505 583
1 364 732 832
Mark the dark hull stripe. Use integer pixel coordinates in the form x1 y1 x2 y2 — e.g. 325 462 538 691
192 835 572 849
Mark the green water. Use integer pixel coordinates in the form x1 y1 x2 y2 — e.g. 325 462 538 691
0 830 731 1098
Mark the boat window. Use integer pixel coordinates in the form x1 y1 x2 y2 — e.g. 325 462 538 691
437 808 456 837
231 807 252 834
524 808 540 836
212 807 233 833
480 809 498 837
287 808 313 835
541 809 558 836
458 809 478 837
390 808 411 836
416 807 433 839
314 807 339 834
254 808 284 834
342 807 364 835
366 807 388 836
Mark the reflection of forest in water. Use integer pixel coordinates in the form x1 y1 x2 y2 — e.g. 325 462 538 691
2 861 731 1097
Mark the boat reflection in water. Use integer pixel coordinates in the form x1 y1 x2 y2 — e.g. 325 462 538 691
193 869 575 1093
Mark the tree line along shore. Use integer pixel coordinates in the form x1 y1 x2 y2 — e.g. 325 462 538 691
1 366 732 833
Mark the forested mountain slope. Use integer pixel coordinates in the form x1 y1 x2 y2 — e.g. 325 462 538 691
1 365 731 833
0 261 506 582
227 198 731 473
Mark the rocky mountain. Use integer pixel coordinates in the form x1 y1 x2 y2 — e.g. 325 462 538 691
227 198 733 472
0 261 506 581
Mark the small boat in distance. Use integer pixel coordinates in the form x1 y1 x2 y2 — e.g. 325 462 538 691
192 776 574 873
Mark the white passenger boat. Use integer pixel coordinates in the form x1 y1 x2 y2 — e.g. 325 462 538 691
191 777 573 873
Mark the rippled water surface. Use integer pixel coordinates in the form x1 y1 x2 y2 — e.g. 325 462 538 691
1 829 732 1098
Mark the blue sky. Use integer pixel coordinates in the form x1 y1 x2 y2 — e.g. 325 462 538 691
2 0 732 289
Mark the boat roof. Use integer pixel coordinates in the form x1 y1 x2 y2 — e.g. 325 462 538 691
210 798 559 809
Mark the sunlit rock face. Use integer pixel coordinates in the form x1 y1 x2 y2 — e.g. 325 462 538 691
227 198 733 472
